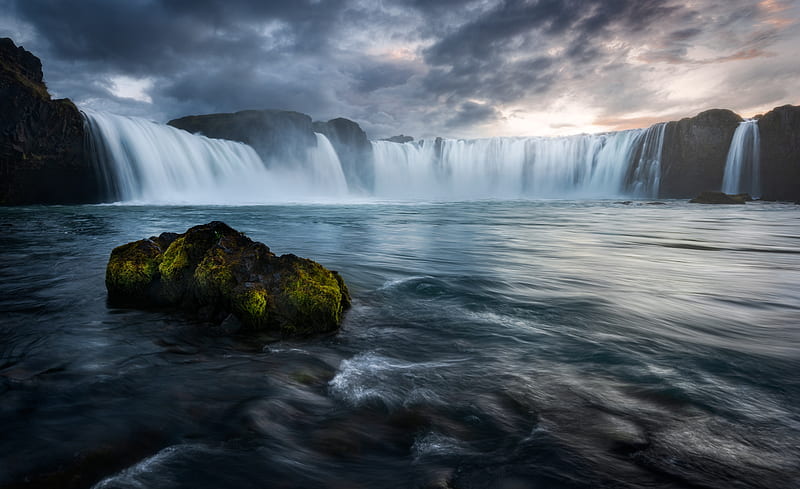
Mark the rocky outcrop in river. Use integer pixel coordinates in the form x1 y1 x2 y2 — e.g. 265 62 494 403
106 221 350 336
0 38 99 204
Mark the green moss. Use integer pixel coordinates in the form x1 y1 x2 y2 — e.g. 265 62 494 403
158 236 189 280
193 248 236 298
105 240 162 299
283 261 344 333
232 286 271 328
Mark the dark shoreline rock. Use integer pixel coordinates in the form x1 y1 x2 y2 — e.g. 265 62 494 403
106 222 351 337
689 191 750 204
0 38 100 204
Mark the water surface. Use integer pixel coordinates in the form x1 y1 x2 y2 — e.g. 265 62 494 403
1 201 798 488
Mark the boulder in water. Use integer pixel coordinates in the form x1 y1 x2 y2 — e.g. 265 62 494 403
106 222 351 336
689 191 749 204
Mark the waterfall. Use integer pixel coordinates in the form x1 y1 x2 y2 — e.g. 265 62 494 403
83 110 348 204
84 110 667 203
721 120 760 197
372 123 667 200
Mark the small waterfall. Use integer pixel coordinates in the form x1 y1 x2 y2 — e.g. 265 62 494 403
83 111 348 203
721 120 760 197
629 122 667 198
307 133 349 196
371 124 667 200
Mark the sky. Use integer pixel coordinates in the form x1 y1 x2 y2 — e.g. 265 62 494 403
1 0 799 139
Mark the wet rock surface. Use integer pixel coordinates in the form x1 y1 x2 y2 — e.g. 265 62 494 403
106 221 351 336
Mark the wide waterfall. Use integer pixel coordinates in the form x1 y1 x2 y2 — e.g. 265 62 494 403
84 110 668 203
83 110 348 204
721 120 760 197
372 123 667 200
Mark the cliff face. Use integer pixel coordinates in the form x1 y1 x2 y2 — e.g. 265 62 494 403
312 118 374 192
758 105 800 201
659 109 742 198
168 110 317 166
0 38 99 204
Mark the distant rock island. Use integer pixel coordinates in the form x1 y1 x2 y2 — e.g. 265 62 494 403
1 37 799 204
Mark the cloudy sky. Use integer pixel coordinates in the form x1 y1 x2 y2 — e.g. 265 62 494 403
1 0 798 139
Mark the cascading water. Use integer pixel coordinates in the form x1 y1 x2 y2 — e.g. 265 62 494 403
721 120 760 198
372 123 667 200
84 110 668 203
83 110 348 203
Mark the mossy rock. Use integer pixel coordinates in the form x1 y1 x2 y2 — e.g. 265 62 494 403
105 221 350 336
105 239 164 304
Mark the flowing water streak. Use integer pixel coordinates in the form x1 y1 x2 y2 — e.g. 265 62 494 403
722 120 760 197
83 110 348 204
372 123 668 200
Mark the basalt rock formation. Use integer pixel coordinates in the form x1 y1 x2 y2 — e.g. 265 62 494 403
659 109 743 198
758 105 800 201
0 38 99 204
106 221 351 336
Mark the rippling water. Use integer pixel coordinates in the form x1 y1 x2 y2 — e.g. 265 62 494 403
1 201 798 489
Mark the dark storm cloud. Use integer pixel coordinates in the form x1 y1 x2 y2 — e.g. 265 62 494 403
446 101 503 128
1 0 797 137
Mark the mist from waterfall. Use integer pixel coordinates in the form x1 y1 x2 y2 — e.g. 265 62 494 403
84 111 668 204
722 120 761 197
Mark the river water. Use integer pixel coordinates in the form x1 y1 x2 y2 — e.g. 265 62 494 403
1 200 798 489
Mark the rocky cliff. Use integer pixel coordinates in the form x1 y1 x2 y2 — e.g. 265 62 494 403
758 105 800 201
0 38 99 204
312 118 374 192
659 109 742 198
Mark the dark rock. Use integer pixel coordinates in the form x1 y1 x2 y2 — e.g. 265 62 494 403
0 38 100 204
645 201 667 205
689 191 748 204
758 105 800 201
313 117 375 192
660 109 743 198
106 221 351 336
381 134 414 143
168 109 317 166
